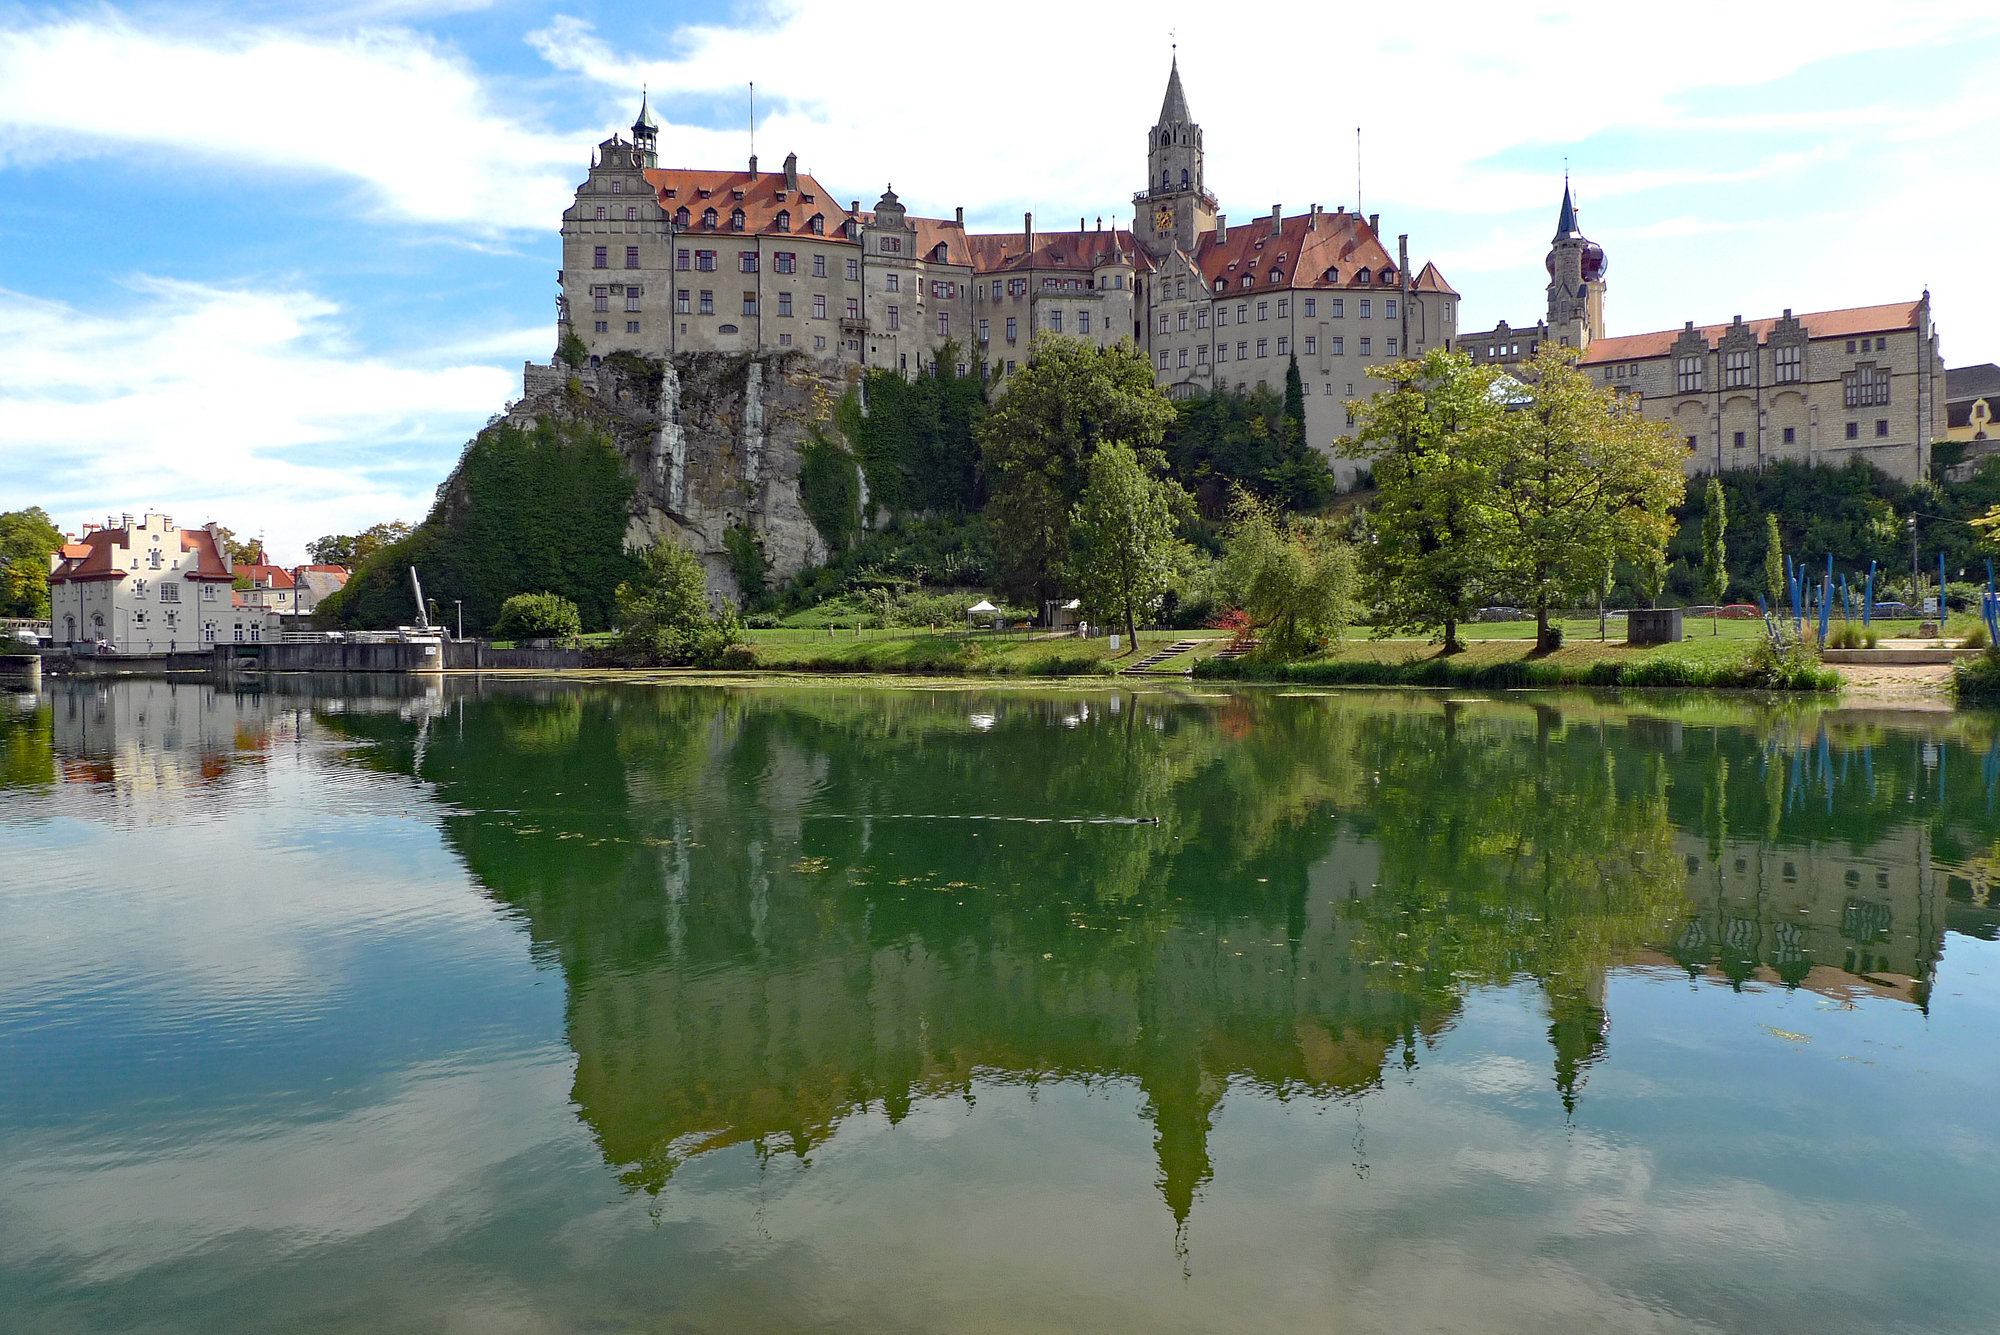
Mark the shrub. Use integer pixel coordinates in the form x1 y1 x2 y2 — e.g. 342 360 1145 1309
723 524 767 601
716 643 759 670
1953 651 2000 706
614 535 745 666
1962 622 1991 650
744 612 781 630
492 592 582 641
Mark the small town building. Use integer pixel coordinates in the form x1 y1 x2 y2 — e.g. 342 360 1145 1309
47 513 279 652
1943 363 2000 479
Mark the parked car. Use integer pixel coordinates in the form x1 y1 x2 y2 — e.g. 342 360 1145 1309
1473 606 1531 623
1869 602 1911 619
1717 604 1761 619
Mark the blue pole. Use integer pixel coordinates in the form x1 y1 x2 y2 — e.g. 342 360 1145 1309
1818 579 1830 647
1940 552 1948 620
1865 562 1875 625
1842 574 1852 621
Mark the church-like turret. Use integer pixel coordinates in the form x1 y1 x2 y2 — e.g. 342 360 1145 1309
1134 55 1216 261
631 89 659 168
1545 178 1607 352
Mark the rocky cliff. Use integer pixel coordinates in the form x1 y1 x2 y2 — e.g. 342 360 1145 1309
513 351 858 603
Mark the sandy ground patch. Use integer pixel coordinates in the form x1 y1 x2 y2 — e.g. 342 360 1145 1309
1831 661 1956 709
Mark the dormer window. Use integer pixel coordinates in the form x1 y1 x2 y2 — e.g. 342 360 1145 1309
1380 269 1395 285
675 207 690 226
809 214 825 235
775 190 788 202
1323 266 1338 282
802 193 815 204
732 189 745 200
775 209 790 232
698 188 712 198
702 207 717 228
1269 269 1282 284
1357 269 1371 285
730 208 745 231
665 188 677 198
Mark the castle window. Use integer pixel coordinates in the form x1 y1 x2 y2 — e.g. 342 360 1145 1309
813 253 826 277
1677 356 1703 393
778 292 792 316
887 305 899 330
1197 344 1209 364
880 236 902 254
1843 367 1890 407
729 208 745 230
1277 336 1289 355
778 333 792 346
1385 338 1397 356
593 291 609 313
625 290 641 312
1006 317 1017 340
815 335 827 350
1237 341 1248 359
1049 309 1063 333
594 320 607 333
1277 300 1289 318
743 292 757 315
1216 344 1227 362
627 320 640 333
776 209 791 232
814 294 826 319
1303 336 1316 355
625 246 639 268
1876 419 1889 437
1159 349 1170 370
695 250 715 271
595 205 606 220
774 252 795 274
847 298 859 320
699 290 713 314
1237 303 1248 322
847 258 859 281
1178 347 1189 367
1177 310 1187 332
592 246 608 269
1846 421 1859 439
677 289 689 313
1359 299 1371 319
1257 301 1268 321
1331 299 1344 318
1846 340 1857 353
1724 349 1752 387
1197 308 1209 329
978 318 989 342
1775 345 1802 382
675 207 689 226
1357 269 1371 285
938 312 949 338
1385 299 1397 320
1159 312 1169 334
1686 435 1697 451
1783 426 1795 444
1734 431 1746 448
1359 337 1371 356
1181 169 1189 187
702 208 717 227
1217 308 1228 327
1240 276 1252 289
611 179 622 194
810 214 825 235
886 273 900 293
1078 310 1091 335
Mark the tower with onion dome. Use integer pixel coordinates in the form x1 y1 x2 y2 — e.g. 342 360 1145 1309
1545 178 1607 353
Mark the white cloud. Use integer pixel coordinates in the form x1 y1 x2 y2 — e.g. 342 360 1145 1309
0 278 534 561
0 15 576 229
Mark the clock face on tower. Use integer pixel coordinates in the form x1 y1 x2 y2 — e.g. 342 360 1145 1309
1155 207 1174 233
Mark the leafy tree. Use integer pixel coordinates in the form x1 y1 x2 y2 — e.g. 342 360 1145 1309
1343 349 1505 652
211 527 263 566
1164 377 1334 517
1700 477 1728 631
556 329 589 368
1065 441 1192 645
308 521 412 568
1217 490 1357 659
615 535 743 665
1485 347 1687 652
0 507 64 619
1763 513 1785 609
722 524 766 600
493 592 582 640
839 355 986 518
980 336 1175 603
316 417 636 632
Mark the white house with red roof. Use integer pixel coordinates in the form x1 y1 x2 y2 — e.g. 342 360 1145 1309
47 513 280 653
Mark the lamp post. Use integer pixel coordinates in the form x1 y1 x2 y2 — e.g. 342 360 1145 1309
454 600 463 641
1908 514 1919 616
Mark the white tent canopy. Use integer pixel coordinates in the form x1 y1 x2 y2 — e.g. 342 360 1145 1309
966 600 998 614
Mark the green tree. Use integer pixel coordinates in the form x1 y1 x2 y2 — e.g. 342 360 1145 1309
493 592 582 641
308 521 413 568
615 535 743 665
980 336 1175 603
1343 349 1505 653
211 527 262 566
1485 347 1687 652
1763 513 1785 610
556 329 589 368
1065 441 1192 646
1218 490 1357 659
1164 377 1333 516
0 508 65 619
1700 478 1728 633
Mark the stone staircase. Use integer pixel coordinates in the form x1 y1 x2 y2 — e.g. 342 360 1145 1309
1121 638 1205 676
1206 639 1258 663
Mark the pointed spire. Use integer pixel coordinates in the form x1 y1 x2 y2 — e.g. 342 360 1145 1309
1158 54 1191 125
633 86 659 133
1555 176 1578 240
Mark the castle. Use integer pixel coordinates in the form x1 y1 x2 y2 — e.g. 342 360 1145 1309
1458 181 1945 482
556 60 1460 487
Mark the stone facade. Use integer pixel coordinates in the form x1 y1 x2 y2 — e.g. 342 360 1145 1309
556 64 1457 484
47 513 278 652
1460 182 1944 483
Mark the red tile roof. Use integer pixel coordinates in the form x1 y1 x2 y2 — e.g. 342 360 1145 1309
48 529 127 584
1581 300 1926 364
180 528 233 581
1193 210 1450 297
645 167 856 240
235 563 295 590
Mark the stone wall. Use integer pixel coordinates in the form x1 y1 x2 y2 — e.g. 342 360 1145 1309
514 353 856 603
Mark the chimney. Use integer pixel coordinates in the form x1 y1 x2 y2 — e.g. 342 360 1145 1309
121 513 133 530
1783 308 1793 319
1024 211 1035 253
748 153 758 178
1309 204 1320 231
955 206 963 227
783 152 798 191
1270 204 1282 237
1369 213 1379 236
1096 216 1103 231
1215 214 1227 243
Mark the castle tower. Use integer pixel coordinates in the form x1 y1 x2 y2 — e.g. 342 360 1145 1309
631 89 659 168
1545 179 1607 352
1135 55 1216 261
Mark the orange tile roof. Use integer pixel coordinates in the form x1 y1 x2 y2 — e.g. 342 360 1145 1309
234 563 295 590
1195 210 1446 297
180 528 233 580
958 228 1150 275
48 529 127 584
644 167 856 240
1582 300 1925 364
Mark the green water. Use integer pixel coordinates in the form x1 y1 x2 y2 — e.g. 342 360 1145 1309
3 679 2000 1332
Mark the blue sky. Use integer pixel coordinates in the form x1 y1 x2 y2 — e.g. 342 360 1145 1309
3 0 1997 561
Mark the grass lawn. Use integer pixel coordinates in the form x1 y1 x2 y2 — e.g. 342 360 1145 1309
740 626 1210 675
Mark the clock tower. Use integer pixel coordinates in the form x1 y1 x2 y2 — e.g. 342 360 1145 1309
1134 55 1216 262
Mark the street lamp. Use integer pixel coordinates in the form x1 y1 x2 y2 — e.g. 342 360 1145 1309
454 600 463 641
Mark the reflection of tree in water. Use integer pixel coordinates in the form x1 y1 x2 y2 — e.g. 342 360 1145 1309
314 685 1988 1229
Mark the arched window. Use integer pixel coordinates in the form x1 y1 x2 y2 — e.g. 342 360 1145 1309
1162 170 1170 188
730 208 745 231
775 209 791 232
675 207 690 226
1180 169 1189 187
702 207 717 228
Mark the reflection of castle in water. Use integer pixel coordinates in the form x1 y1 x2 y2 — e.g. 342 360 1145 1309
308 686 1998 1229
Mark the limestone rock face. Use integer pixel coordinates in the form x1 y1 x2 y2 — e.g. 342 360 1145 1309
515 352 855 603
